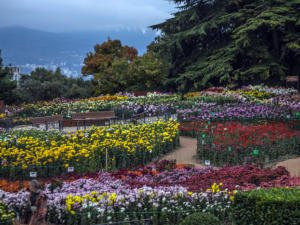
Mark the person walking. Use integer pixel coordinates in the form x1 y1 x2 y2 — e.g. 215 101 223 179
19 180 47 225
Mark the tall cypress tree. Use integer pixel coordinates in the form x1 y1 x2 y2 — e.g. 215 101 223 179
150 0 300 91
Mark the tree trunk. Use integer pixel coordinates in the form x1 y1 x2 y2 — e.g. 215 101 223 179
272 29 280 50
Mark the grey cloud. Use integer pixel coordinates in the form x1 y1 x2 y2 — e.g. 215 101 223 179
0 0 176 32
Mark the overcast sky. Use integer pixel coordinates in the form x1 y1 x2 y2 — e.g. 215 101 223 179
0 0 177 33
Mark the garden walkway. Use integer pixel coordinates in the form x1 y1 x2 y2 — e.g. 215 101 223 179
161 137 205 167
163 137 300 177
276 157 300 177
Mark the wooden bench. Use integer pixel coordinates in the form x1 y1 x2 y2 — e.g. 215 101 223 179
30 115 63 131
71 111 118 129
286 76 299 90
0 100 5 114
131 112 146 124
72 111 117 120
132 91 147 96
0 119 8 130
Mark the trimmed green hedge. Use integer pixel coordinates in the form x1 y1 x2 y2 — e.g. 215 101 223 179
231 188 300 225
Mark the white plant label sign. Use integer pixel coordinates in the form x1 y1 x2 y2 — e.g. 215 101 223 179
204 160 211 166
68 167 74 172
30 172 37 178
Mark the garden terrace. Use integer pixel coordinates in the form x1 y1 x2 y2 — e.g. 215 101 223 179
0 161 299 224
180 120 300 167
0 120 179 180
1 86 300 224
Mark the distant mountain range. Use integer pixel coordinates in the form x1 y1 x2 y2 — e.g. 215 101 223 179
0 26 157 77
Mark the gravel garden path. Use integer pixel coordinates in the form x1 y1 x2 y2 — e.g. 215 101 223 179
161 136 205 167
276 157 300 177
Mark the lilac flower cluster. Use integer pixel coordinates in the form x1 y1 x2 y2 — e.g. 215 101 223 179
122 167 213 188
0 169 230 224
116 92 135 97
201 92 247 102
245 85 298 95
120 102 172 114
178 103 291 121
277 99 300 111
266 96 300 112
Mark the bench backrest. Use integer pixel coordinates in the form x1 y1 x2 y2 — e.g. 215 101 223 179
286 76 299 82
0 100 4 114
30 115 62 125
132 91 147 96
133 112 146 120
72 111 115 119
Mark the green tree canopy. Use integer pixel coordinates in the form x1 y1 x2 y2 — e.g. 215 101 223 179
150 0 300 92
82 39 138 95
128 51 169 91
16 67 92 103
82 39 168 94
0 49 17 104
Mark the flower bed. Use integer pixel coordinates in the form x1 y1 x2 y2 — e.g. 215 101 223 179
0 201 15 225
245 85 298 95
110 162 300 192
177 102 294 122
62 184 230 225
0 161 299 224
195 121 300 166
6 92 180 119
232 90 274 100
0 120 179 180
1 86 297 128
202 87 228 93
0 182 231 225
2 160 299 194
266 94 300 112
184 164 300 192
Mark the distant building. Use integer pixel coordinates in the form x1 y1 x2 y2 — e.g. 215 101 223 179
7 66 21 86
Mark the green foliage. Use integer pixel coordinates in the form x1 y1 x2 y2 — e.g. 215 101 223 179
1 49 92 104
0 50 18 104
180 212 221 225
82 40 168 94
150 0 300 91
82 39 138 95
15 67 92 103
128 52 169 91
0 201 15 225
231 187 300 225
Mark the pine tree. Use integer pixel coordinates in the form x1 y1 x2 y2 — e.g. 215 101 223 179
150 0 300 91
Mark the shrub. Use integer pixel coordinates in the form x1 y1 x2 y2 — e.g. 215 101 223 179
0 201 15 225
231 187 300 225
180 212 221 225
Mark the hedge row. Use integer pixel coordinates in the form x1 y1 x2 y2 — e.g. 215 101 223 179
231 187 300 225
